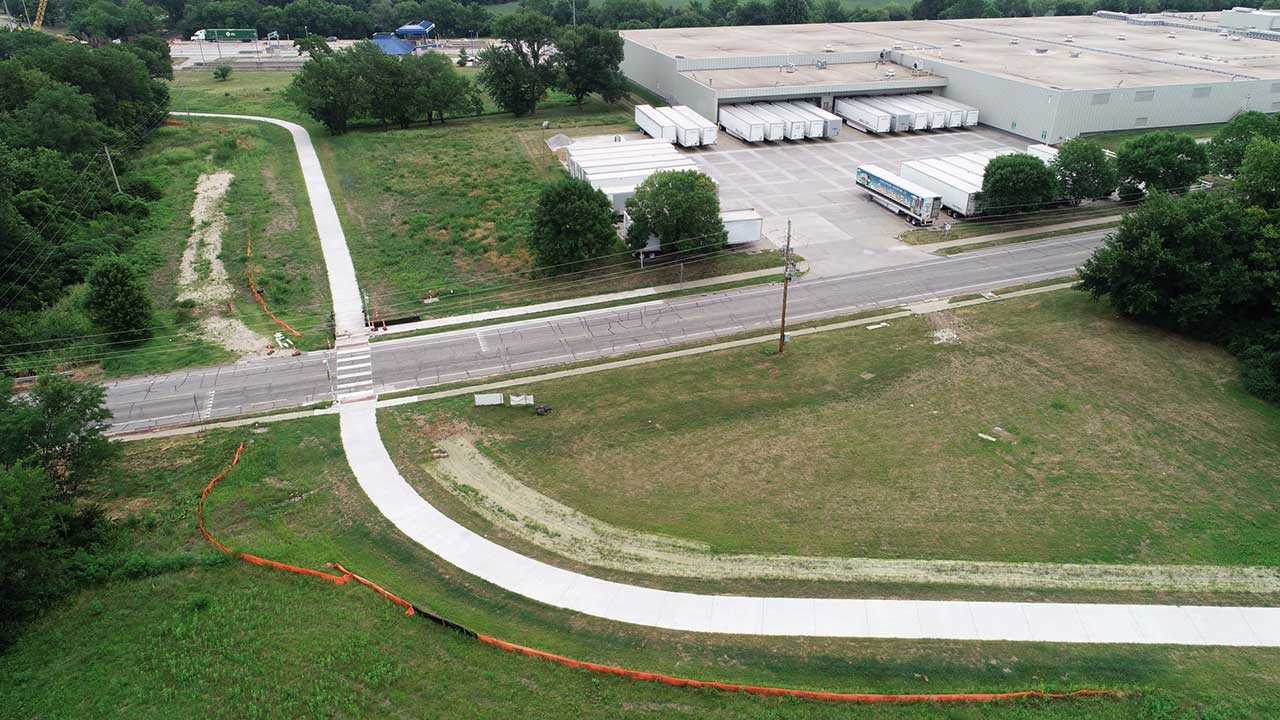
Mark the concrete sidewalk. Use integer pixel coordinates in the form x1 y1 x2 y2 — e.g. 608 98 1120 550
910 215 1123 253
376 265 785 338
171 112 367 338
340 399 1280 645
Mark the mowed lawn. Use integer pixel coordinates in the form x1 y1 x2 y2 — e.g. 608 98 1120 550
1 417 1277 718
383 290 1280 567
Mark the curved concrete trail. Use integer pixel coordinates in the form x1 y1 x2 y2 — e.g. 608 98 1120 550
186 111 1280 646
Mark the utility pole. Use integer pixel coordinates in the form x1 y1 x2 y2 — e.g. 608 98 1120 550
103 144 122 194
777 220 793 354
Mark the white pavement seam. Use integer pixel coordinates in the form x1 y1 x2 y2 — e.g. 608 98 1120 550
338 400 1280 646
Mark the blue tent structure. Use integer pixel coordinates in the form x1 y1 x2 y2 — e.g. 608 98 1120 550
395 20 435 37
371 20 436 55
371 32 415 55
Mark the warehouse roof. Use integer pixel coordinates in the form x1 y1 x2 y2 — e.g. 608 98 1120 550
623 16 1280 89
680 61 944 92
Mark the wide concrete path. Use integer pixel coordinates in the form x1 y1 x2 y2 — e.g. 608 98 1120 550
173 112 366 338
341 401 1280 646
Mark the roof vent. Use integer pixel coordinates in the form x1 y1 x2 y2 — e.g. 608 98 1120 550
1069 50 1081 57
1064 34 1074 42
824 43 834 52
1117 34 1126 40
815 59 827 69
1009 37 1019 44
1231 35 1242 41
1035 47 1049 54
893 41 903 49
883 68 896 77
953 38 961 46
1167 30 1177 37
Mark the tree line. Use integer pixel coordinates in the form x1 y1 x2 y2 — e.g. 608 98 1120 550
286 39 483 133
46 0 1262 47
0 29 169 370
1080 112 1280 404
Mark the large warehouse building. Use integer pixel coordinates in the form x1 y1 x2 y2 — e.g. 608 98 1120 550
621 12 1280 143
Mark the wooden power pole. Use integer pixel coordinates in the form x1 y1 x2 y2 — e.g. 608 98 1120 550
103 144 122 194
777 220 792 354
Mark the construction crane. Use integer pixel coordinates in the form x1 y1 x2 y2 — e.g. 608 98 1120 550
31 0 45 30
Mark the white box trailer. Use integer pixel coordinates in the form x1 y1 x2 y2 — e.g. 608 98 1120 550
754 103 808 139
573 151 685 176
738 104 788 140
863 96 929 131
925 95 979 127
848 97 912 132
634 104 677 142
580 159 697 183
569 147 682 178
784 102 841 137
587 169 698 192
654 106 702 148
890 95 946 130
599 185 638 213
668 106 717 146
909 95 964 128
1026 144 1059 164
721 209 764 245
768 103 823 138
900 158 984 217
856 164 943 225
833 98 892 133
717 105 766 143
570 137 670 152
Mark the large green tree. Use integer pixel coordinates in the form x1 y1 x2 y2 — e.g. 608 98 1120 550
553 25 626 109
530 177 618 271
1207 111 1280 176
285 46 366 134
0 374 117 498
398 52 483 129
1116 130 1208 194
769 0 811 23
624 170 726 253
1051 137 1117 203
978 153 1056 215
478 10 557 116
1235 136 1280 210
85 255 153 345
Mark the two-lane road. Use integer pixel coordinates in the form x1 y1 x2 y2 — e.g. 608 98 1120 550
105 232 1101 432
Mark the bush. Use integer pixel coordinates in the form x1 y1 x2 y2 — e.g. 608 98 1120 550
1239 344 1280 403
213 65 233 81
529 178 618 272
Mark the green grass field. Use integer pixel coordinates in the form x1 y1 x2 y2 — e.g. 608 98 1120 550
1083 123 1226 152
380 290 1280 571
1 415 1277 717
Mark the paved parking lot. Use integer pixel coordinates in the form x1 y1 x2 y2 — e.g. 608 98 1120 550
682 125 1025 276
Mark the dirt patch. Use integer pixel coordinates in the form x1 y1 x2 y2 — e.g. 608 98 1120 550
175 171 270 357
423 436 1280 593
101 496 160 521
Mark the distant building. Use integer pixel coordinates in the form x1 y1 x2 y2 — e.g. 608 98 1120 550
371 20 436 55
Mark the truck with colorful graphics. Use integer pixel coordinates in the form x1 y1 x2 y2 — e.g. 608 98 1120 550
855 164 942 226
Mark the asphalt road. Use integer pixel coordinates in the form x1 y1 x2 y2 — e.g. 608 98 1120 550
105 232 1101 432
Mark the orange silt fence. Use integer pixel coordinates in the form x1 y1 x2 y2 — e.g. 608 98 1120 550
198 443 1123 706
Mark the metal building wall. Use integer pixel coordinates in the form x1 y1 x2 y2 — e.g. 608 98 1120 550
899 51 1060 142
1049 80 1278 140
621 38 680 102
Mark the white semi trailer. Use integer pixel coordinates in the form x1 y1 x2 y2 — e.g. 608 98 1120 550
856 165 943 225
655 106 702 147
784 102 842 137
758 103 812 139
900 158 985 217
892 95 947 130
634 105 677 142
910 95 964 128
668 106 718 145
738 104 788 140
862 96 928 131
717 105 765 142
768 102 823 138
833 98 892 133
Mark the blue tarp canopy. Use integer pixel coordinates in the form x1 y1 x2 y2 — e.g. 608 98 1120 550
395 20 435 36
371 32 415 55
